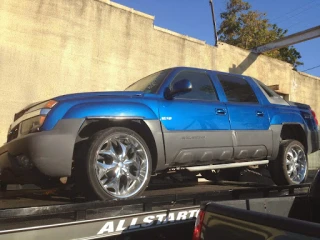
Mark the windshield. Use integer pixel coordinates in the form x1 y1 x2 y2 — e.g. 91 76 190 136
125 69 172 93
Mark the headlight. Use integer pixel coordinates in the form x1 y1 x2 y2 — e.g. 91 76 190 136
26 100 58 113
20 116 46 135
11 99 58 136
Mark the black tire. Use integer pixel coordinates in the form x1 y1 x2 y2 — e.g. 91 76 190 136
201 168 241 182
76 127 152 200
269 140 308 186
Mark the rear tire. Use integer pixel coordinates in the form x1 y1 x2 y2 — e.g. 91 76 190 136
76 127 152 200
269 140 308 185
201 168 241 182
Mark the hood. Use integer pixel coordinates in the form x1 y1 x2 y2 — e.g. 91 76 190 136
53 91 144 102
13 91 144 121
13 100 44 121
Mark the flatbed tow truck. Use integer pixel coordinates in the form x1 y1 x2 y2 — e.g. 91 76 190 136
0 170 312 240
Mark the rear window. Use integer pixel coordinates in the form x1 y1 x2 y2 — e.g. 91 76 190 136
218 74 258 103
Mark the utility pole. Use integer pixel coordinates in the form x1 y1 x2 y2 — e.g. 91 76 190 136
209 0 218 46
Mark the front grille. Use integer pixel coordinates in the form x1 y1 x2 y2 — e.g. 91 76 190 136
7 124 19 142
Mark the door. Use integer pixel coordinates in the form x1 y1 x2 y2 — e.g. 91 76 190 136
217 73 272 160
159 70 233 166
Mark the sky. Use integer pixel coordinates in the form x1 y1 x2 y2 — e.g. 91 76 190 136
112 0 320 77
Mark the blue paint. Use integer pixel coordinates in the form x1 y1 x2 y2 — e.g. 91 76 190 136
42 92 160 130
159 99 230 131
64 102 158 119
41 67 318 134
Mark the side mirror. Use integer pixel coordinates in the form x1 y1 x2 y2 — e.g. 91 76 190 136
165 79 192 99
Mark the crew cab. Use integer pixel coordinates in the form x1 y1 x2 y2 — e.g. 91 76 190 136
193 170 320 240
0 67 319 200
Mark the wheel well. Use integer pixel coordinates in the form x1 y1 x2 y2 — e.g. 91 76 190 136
280 124 307 151
74 119 158 172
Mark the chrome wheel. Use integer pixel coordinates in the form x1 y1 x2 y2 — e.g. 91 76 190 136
94 134 149 198
286 145 307 184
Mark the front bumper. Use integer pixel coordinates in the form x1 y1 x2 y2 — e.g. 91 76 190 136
0 119 84 180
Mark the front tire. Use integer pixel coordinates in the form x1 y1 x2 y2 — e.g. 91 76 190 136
77 127 152 200
269 140 308 185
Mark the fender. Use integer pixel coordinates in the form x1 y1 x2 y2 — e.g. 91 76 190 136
63 102 167 171
63 102 158 120
270 113 308 160
270 112 307 127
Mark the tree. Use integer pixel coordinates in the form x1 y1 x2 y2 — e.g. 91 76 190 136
218 0 303 69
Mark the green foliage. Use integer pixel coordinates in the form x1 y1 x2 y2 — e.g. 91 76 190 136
218 0 303 69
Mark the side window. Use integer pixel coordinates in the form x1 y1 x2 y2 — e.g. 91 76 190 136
171 71 218 101
218 74 258 103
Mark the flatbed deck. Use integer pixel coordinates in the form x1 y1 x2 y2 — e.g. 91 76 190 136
0 169 278 209
0 181 253 209
0 171 312 240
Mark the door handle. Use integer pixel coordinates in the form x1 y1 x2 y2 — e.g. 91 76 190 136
216 108 227 115
256 111 264 117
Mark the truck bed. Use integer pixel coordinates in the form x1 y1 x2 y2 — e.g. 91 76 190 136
201 194 320 239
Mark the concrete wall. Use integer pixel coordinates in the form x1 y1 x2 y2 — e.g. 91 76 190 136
0 0 319 167
291 71 320 169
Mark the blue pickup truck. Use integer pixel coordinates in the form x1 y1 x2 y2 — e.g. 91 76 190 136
0 67 319 200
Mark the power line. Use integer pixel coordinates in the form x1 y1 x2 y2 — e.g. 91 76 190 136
285 3 320 32
276 1 320 25
286 15 318 32
301 64 320 72
270 0 316 23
